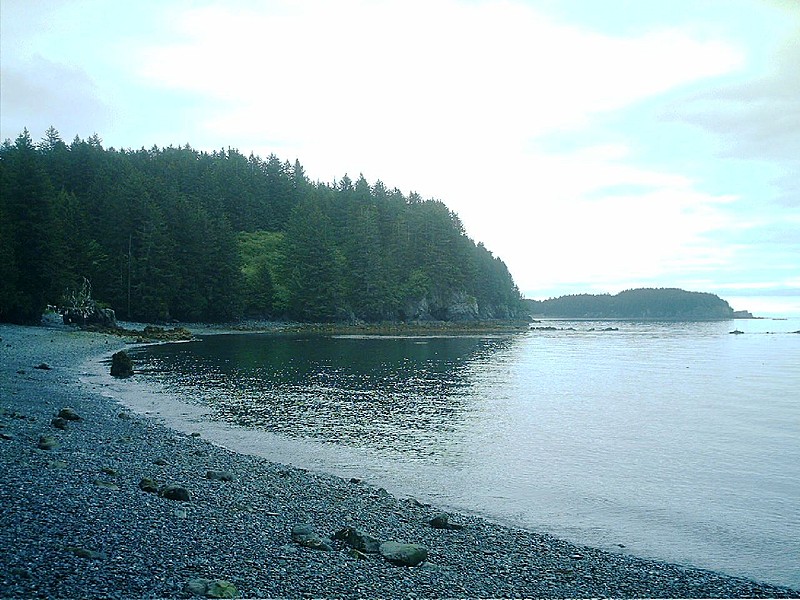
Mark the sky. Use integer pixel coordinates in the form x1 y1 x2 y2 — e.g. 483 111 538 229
2 0 799 316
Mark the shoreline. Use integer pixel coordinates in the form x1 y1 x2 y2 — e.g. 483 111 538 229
1 323 797 598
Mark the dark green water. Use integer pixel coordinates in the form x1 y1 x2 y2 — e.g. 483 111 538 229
134 334 512 457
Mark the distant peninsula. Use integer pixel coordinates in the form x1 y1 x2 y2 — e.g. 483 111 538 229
525 288 754 320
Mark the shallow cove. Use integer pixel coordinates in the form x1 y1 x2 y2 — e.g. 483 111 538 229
117 319 800 589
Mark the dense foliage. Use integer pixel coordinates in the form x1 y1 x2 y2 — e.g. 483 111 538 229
525 288 735 320
0 128 523 324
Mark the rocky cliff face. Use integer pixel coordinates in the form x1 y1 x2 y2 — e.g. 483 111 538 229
400 291 523 322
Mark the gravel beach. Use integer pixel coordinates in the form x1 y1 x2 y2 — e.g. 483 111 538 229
1 323 797 599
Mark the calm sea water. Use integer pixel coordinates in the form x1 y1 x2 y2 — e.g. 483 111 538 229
123 319 800 589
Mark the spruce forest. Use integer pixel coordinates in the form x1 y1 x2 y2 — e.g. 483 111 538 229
0 128 524 325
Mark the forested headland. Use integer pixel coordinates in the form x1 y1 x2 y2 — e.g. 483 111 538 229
0 128 525 325
525 288 745 320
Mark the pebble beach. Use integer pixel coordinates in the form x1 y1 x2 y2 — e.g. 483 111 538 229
1 322 797 599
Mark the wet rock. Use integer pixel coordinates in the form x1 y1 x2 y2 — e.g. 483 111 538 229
206 470 234 482
333 526 382 553
730 330 745 335
101 467 117 476
160 484 191 502
57 407 81 421
50 417 68 430
0 432 15 441
379 541 428 567
185 578 238 598
138 477 160 494
291 523 333 551
34 363 51 370
37 435 58 450
117 411 132 420
153 458 169 466
110 350 134 377
429 512 464 530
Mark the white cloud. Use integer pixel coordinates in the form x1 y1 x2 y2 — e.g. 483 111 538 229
134 0 743 164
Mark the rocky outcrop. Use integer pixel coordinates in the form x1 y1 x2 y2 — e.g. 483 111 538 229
401 290 523 322
62 307 117 328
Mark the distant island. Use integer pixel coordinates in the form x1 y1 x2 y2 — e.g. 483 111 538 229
524 288 754 320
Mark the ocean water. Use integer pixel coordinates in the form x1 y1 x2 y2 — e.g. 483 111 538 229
120 318 800 589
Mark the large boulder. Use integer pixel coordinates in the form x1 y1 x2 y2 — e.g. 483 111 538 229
160 485 191 502
378 541 428 567
110 351 133 377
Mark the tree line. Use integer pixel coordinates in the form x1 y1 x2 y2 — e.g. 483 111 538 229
525 288 736 320
1 128 524 324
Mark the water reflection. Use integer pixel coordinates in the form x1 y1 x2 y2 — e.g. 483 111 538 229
132 333 513 458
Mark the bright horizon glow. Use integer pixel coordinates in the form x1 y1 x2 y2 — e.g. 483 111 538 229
2 0 799 316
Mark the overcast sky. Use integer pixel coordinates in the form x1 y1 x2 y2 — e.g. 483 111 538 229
2 0 798 315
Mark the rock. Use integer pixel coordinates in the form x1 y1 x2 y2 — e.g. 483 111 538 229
117 411 132 420
50 417 68 430
37 435 58 450
160 485 191 502
153 458 169 466
730 330 745 335
57 407 81 421
378 541 428 567
66 546 106 560
333 527 382 553
185 579 209 596
0 433 15 441
206 470 234 482
138 477 160 494
92 479 120 491
429 512 464 530
291 524 333 551
110 350 134 377
141 325 193 341
185 578 238 598
101 467 117 476
191 432 202 437
34 363 51 370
